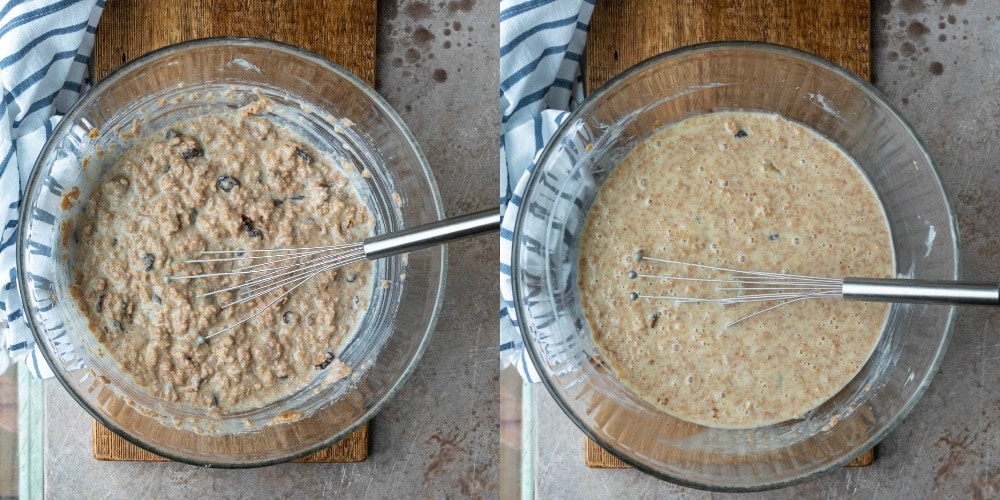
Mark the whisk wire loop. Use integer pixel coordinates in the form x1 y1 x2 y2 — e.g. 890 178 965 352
628 253 845 326
628 251 1000 327
199 270 320 343
229 251 366 306
172 208 502 343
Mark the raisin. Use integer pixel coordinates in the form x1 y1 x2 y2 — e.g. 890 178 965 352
295 147 313 164
96 294 105 313
180 147 204 159
240 214 263 239
143 253 154 271
153 294 163 305
735 129 749 138
315 352 335 370
272 198 285 207
650 312 660 329
167 131 204 159
217 175 241 192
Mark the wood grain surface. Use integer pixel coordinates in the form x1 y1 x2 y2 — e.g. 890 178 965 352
584 437 875 469
585 0 869 93
582 0 875 470
93 421 369 463
89 0 376 463
92 0 376 85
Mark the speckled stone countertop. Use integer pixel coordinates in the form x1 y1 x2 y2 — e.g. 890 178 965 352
529 0 1000 497
42 1 499 498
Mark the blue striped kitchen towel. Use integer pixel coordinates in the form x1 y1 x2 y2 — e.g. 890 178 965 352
0 0 104 377
499 0 594 382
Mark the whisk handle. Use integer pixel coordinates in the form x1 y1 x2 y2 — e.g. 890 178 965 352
842 278 1000 306
363 208 500 260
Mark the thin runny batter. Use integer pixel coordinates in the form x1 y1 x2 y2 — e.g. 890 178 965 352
578 111 893 429
70 100 373 414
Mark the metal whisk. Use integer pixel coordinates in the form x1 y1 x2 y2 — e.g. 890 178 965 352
628 252 1000 327
172 209 499 342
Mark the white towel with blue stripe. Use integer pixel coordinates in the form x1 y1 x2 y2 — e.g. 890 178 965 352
0 0 104 377
500 0 593 382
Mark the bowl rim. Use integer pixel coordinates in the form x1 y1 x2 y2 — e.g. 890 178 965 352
512 40 959 491
17 36 447 467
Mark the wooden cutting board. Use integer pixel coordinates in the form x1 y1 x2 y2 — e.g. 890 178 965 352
585 0 869 92
582 0 875 469
93 420 369 463
90 0 376 463
92 0 376 85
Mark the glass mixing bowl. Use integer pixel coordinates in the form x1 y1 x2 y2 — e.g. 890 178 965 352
512 42 958 490
18 38 445 466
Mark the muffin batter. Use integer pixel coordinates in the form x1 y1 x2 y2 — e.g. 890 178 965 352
579 111 893 428
69 100 374 413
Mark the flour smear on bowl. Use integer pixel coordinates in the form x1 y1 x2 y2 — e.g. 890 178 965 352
578 111 894 428
67 97 374 414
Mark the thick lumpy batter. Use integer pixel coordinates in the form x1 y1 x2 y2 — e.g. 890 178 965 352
70 101 373 414
579 111 893 429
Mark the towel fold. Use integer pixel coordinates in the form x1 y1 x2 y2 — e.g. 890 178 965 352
499 0 594 382
0 0 104 377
